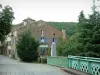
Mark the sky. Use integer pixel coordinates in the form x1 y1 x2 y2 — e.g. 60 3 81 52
0 0 99 24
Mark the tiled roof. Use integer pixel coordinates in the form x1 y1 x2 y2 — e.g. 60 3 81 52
12 18 62 39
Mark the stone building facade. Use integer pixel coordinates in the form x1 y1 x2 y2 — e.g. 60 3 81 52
6 18 66 58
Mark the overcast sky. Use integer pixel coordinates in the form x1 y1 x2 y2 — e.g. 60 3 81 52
0 0 99 24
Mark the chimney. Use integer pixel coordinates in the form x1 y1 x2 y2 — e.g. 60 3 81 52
62 28 66 39
23 21 27 26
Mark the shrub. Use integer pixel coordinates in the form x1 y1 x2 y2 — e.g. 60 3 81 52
37 57 47 63
16 31 39 62
47 48 51 56
57 38 67 56
78 51 100 58
40 57 47 63
37 57 41 63
85 51 100 57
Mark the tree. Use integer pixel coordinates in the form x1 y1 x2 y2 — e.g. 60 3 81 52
0 5 14 42
63 33 81 56
16 31 39 62
78 10 85 24
90 12 100 57
0 4 2 8
57 38 67 56
75 11 100 57
48 22 77 37
56 10 100 57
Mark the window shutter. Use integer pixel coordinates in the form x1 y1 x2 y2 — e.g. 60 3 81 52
38 37 41 43
44 38 47 44
50 38 53 44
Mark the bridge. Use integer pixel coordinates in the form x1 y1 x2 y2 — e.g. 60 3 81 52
47 56 100 75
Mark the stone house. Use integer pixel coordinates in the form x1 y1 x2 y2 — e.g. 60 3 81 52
6 18 66 59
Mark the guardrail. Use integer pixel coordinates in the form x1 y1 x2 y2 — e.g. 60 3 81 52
47 56 100 75
68 55 100 75
47 56 68 68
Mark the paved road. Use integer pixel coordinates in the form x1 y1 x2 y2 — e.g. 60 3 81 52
0 55 71 75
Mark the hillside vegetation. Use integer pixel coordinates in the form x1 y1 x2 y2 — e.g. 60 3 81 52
48 22 77 37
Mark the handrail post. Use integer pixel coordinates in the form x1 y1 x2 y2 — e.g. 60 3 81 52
77 58 80 70
88 59 92 74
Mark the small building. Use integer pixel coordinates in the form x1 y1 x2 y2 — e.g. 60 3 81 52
6 18 66 59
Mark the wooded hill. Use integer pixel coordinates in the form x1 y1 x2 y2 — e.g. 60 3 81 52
48 22 77 37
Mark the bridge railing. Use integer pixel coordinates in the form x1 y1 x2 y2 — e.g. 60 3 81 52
68 55 100 75
47 56 100 75
47 56 68 68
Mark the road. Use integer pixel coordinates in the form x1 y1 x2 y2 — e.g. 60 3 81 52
0 55 71 75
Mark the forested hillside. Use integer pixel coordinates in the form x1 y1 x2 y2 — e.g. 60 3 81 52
48 22 77 37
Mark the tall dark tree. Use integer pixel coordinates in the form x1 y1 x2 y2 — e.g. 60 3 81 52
0 5 14 42
89 12 100 57
74 11 87 53
76 10 100 57
78 10 86 24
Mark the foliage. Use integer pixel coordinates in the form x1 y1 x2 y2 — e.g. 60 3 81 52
56 38 67 56
78 10 86 24
0 43 7 55
48 22 77 37
16 31 39 62
74 11 100 57
0 5 14 42
47 48 51 56
58 10 100 58
40 57 47 63
37 57 47 63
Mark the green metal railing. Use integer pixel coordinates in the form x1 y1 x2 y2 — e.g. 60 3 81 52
47 56 68 68
68 55 100 75
47 56 100 75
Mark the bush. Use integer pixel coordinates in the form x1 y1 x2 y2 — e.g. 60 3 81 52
37 57 47 63
85 51 99 57
37 57 41 63
40 57 47 63
16 31 39 62
78 51 100 58
47 48 51 56
57 38 67 56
